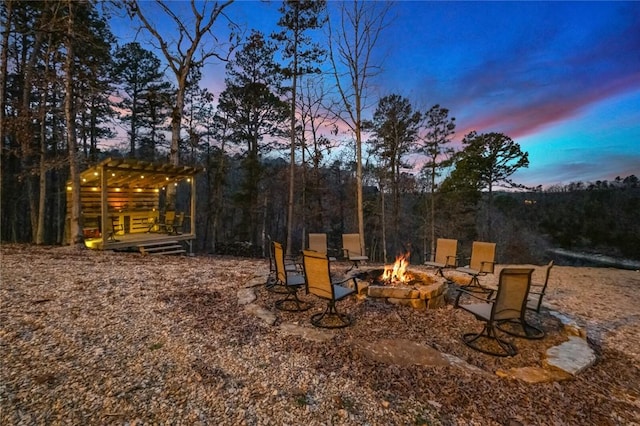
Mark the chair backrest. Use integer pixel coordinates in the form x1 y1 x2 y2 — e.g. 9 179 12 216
308 233 328 254
469 241 496 273
165 211 176 224
302 250 333 299
173 212 184 226
492 268 534 321
342 233 364 257
106 216 119 234
273 241 287 283
435 238 458 266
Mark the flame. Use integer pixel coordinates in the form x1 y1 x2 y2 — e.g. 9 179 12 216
382 253 411 284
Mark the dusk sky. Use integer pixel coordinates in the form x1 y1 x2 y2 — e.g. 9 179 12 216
112 1 640 189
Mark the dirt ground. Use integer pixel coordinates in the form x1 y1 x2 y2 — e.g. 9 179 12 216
1 244 639 425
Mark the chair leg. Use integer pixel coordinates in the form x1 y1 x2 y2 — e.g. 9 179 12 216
275 286 310 312
462 323 518 357
496 318 545 340
468 274 480 287
310 300 353 328
266 277 290 294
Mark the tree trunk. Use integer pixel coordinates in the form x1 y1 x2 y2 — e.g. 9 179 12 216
0 0 12 193
170 84 185 166
380 182 387 262
285 6 300 256
36 87 48 245
356 107 365 253
430 164 436 261
65 0 82 246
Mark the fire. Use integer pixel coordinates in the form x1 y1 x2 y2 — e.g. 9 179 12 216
381 252 411 284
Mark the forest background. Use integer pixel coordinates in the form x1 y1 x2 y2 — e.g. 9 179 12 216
1 1 638 267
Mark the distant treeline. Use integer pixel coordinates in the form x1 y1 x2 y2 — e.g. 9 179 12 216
488 175 640 263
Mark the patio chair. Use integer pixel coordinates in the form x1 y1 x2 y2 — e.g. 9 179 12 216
266 235 299 293
526 260 554 313
106 216 123 241
302 250 359 328
308 233 337 261
273 241 309 312
455 268 535 357
156 211 175 234
455 241 496 291
424 238 458 276
168 212 184 235
342 233 368 271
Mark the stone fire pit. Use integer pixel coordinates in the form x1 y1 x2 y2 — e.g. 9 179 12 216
354 268 448 310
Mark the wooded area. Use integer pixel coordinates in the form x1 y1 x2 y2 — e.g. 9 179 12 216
1 1 638 264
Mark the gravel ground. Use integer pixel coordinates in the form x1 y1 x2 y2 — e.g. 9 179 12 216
1 244 639 425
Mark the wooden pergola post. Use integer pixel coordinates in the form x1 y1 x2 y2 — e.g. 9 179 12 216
190 176 196 237
100 164 108 247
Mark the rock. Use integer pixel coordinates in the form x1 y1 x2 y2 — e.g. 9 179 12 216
416 282 446 299
246 275 269 288
244 304 276 326
368 285 420 299
387 297 426 310
440 353 492 376
427 294 446 309
496 366 572 383
548 310 587 338
278 323 334 342
544 336 596 375
355 338 490 376
237 288 256 305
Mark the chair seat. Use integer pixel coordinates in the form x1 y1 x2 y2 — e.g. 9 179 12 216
460 302 492 320
425 261 446 268
332 284 355 301
456 266 479 275
349 255 368 262
286 273 306 286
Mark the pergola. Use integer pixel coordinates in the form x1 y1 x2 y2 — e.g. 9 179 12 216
67 157 202 251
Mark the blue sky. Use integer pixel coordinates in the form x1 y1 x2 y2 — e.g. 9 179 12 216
112 1 640 188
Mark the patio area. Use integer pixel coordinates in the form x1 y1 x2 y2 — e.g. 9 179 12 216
2 244 639 424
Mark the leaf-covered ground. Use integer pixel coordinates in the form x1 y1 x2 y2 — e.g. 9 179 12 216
1 244 639 425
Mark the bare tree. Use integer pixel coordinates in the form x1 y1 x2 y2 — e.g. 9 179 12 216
64 0 82 246
298 75 337 242
127 0 236 166
0 0 12 197
416 105 455 260
327 0 391 251
273 0 326 256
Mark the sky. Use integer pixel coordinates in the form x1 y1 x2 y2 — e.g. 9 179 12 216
111 1 640 189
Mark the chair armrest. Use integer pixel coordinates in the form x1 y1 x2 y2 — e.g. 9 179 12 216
334 276 359 293
454 286 493 307
445 255 458 267
480 261 495 274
